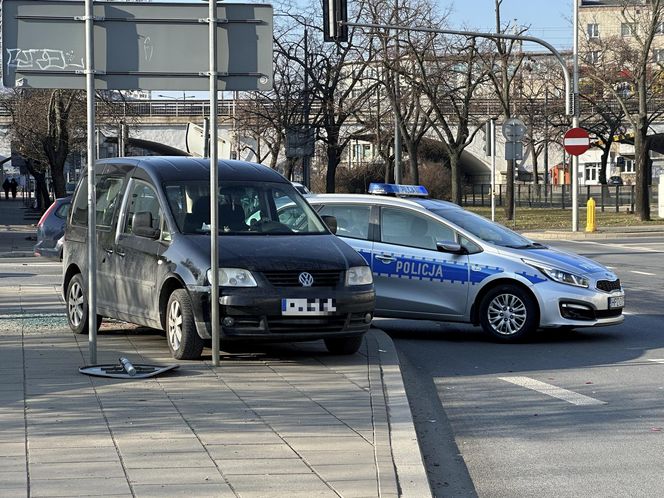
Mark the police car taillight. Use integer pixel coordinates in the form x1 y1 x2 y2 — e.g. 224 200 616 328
368 183 429 197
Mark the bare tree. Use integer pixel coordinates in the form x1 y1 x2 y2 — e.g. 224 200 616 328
581 0 664 220
482 0 527 219
1 89 87 204
275 1 377 192
409 34 490 204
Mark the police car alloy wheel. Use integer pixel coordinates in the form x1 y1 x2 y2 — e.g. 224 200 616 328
166 289 204 360
479 284 538 341
66 273 102 335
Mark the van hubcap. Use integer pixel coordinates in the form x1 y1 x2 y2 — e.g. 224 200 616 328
68 281 84 327
487 294 526 336
168 300 183 350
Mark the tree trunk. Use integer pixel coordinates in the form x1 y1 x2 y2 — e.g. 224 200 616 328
599 145 610 184
532 146 539 185
384 156 394 184
406 143 419 184
634 122 650 220
449 152 462 205
505 159 515 220
325 145 342 193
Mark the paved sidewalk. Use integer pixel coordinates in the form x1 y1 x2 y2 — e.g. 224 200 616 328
0 276 431 498
0 198 40 258
521 224 664 240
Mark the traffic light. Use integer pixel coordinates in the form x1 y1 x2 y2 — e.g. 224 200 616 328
484 121 492 156
323 0 348 42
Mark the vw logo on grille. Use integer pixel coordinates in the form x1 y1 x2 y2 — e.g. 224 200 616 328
298 272 314 287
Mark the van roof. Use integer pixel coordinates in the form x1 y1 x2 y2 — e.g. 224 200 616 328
95 156 287 184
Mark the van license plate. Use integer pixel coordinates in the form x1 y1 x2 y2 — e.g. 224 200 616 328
281 298 336 316
609 295 624 309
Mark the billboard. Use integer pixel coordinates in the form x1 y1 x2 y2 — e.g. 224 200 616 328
2 1 273 91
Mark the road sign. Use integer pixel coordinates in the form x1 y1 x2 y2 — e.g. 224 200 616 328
502 118 527 141
563 127 590 156
2 0 273 91
505 142 523 161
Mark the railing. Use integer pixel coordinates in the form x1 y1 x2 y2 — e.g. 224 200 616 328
463 184 660 211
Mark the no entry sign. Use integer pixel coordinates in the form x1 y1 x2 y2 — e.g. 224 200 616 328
563 127 590 156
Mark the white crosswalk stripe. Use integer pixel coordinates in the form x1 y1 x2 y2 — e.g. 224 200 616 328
499 376 606 406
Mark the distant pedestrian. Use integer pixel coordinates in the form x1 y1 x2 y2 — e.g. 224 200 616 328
2 178 9 200
10 178 18 199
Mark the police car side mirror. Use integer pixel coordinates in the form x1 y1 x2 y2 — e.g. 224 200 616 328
436 241 465 254
321 215 338 234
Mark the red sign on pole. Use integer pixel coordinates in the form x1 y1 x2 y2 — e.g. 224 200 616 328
563 127 591 156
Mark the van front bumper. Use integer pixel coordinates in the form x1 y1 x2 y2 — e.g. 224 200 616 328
189 285 375 341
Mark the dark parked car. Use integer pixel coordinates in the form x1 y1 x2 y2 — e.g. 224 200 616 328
34 196 71 260
63 157 375 360
607 176 624 185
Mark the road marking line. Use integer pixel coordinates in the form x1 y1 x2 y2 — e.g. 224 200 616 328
565 240 663 253
631 271 656 276
499 376 606 406
648 359 664 364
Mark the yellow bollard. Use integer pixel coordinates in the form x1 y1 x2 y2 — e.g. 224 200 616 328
586 197 596 232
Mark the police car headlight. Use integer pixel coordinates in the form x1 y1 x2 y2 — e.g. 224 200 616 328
523 259 589 288
346 266 373 286
206 268 257 287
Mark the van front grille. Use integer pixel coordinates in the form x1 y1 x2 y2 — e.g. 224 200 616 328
262 270 342 287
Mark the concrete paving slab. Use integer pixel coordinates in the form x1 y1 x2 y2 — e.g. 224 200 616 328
217 457 314 475
29 477 131 497
205 443 300 460
126 466 226 485
29 446 120 464
226 473 337 498
130 483 234 498
29 461 126 480
120 451 217 469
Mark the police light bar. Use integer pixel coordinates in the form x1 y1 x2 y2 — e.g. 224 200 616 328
368 183 429 197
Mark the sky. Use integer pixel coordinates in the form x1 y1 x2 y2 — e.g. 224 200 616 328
443 0 574 50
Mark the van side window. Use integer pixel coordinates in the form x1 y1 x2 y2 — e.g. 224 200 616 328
124 182 162 236
96 177 124 228
69 176 123 228
70 180 88 226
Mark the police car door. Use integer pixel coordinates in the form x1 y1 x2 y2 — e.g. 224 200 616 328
373 207 469 319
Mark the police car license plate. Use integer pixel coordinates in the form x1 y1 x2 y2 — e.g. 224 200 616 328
281 298 336 316
609 295 624 309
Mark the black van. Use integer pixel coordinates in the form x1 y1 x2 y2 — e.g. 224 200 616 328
63 157 375 360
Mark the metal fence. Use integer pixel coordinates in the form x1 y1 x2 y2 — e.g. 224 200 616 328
463 184 660 211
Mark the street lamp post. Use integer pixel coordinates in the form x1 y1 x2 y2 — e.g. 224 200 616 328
572 0 580 232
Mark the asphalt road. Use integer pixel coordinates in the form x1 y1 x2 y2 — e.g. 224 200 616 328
384 236 664 498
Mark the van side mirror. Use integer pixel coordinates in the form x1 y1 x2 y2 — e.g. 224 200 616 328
321 215 337 234
132 212 161 239
436 240 465 254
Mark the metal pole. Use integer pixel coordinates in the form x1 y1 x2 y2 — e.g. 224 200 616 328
209 0 220 367
302 28 311 189
84 0 98 364
572 0 580 232
393 6 401 185
491 118 496 221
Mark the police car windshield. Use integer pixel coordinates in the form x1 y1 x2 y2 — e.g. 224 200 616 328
428 208 535 248
164 181 327 235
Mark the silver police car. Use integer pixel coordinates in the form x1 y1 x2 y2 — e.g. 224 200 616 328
308 183 625 341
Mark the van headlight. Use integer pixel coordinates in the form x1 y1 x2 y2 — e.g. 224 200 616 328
206 268 257 287
523 259 589 288
346 266 373 286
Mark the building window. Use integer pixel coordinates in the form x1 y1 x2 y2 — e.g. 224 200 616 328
621 23 635 37
585 163 600 183
621 158 635 173
654 49 664 63
587 23 599 38
585 51 601 64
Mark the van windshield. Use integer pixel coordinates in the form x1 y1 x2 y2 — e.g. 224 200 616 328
164 181 328 235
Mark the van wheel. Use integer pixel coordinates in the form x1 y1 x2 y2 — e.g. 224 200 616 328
166 289 204 360
479 285 538 341
66 273 102 335
324 336 363 355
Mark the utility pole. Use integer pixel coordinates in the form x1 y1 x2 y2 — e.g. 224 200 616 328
572 0 580 232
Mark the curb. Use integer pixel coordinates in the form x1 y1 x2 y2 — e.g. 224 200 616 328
0 251 35 258
371 329 433 498
522 230 664 240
